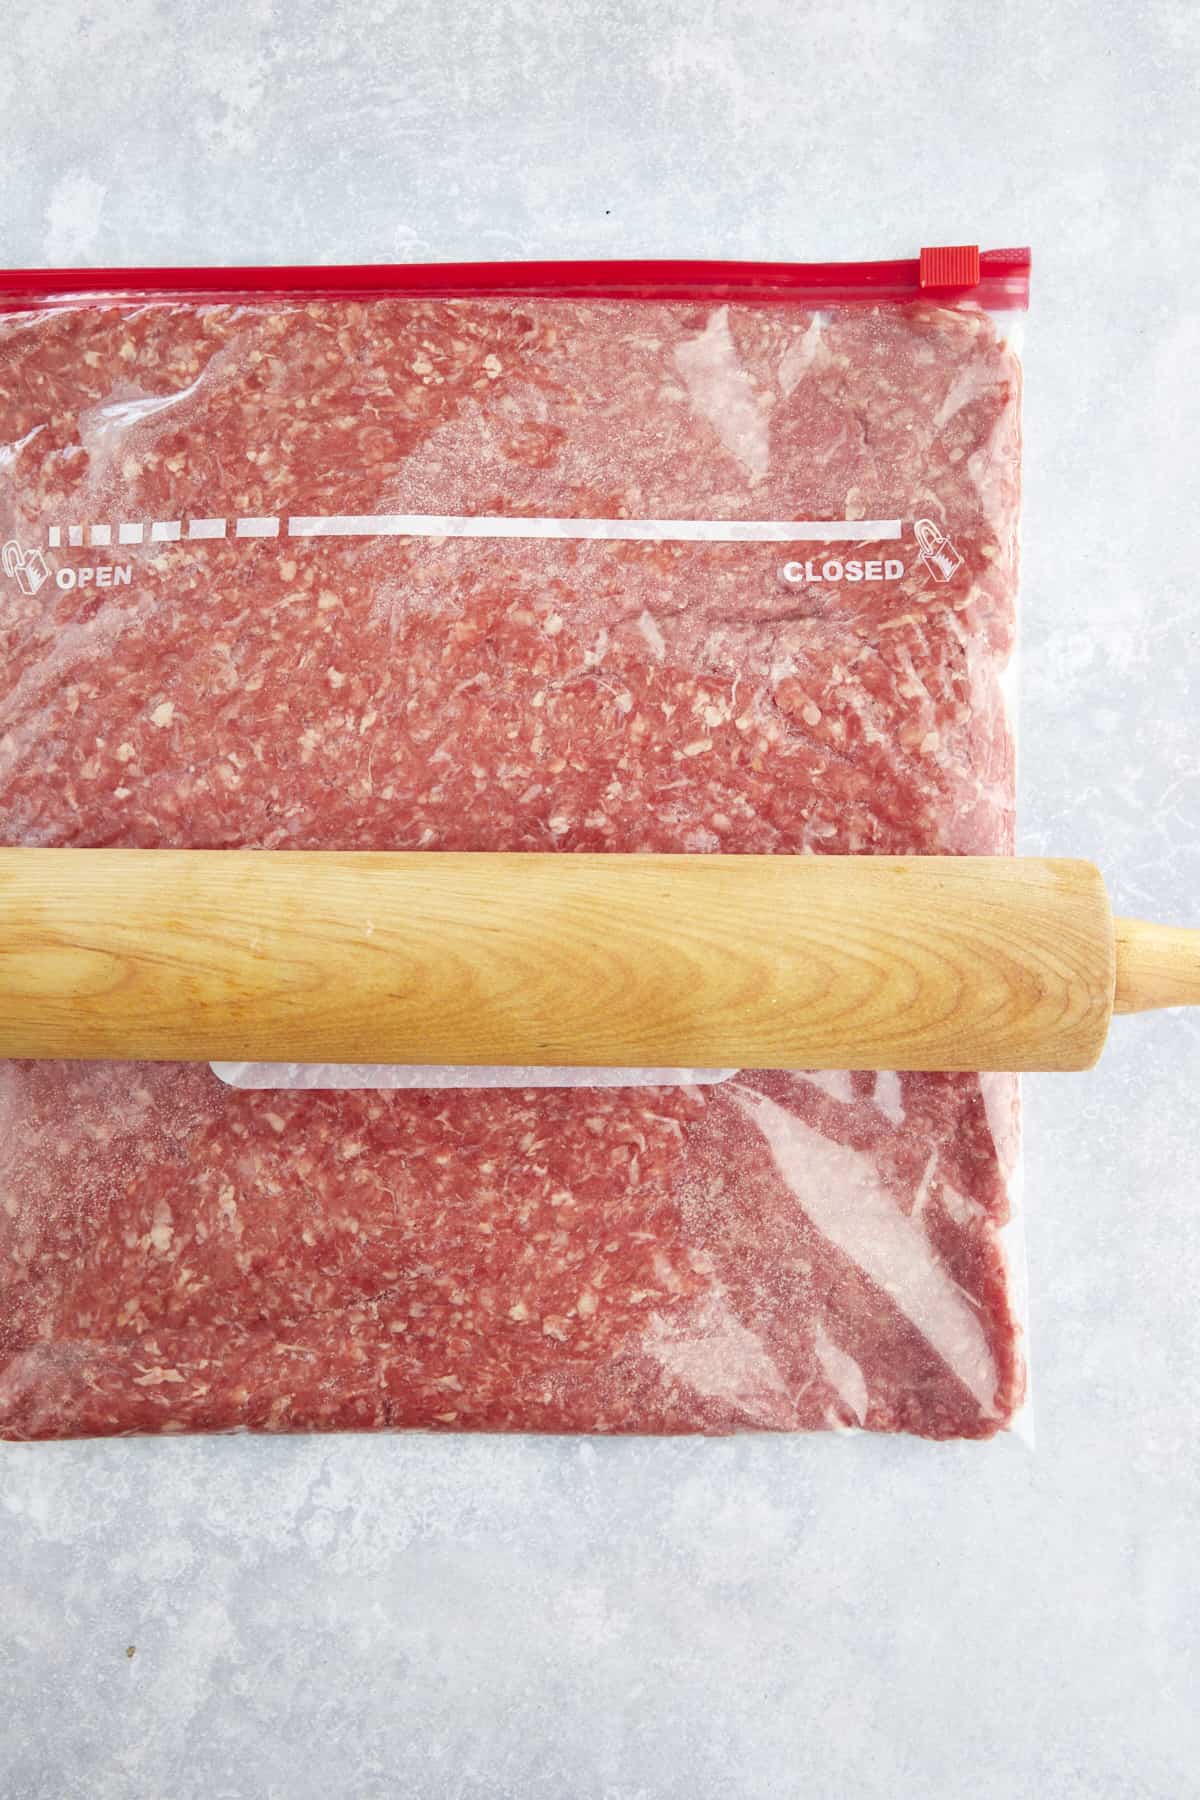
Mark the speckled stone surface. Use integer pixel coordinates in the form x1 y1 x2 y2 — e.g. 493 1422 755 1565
1 2 1198 1794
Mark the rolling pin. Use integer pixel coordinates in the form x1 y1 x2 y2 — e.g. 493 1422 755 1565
0 849 1197 1071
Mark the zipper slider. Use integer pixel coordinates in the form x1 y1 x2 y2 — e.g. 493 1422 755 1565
919 245 981 290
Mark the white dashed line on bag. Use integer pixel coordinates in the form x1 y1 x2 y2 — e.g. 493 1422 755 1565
46 513 904 547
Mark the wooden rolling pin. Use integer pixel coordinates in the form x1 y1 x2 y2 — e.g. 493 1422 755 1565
0 849 1197 1071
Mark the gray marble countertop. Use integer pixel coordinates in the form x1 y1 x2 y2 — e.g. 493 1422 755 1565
2 2 1197 1794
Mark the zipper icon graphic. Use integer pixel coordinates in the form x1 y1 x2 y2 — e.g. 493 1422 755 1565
2 540 50 596
914 519 963 584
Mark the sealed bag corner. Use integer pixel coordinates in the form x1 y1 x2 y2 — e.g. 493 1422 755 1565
0 247 1031 1441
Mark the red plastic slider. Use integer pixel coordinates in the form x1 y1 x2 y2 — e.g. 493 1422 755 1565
919 245 981 290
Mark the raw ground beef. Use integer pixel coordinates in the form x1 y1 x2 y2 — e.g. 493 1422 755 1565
0 290 1024 1438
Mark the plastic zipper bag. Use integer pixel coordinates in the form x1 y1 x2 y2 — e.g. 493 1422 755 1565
0 248 1030 1438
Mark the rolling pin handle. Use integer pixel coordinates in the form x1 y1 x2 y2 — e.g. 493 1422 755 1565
1112 918 1200 1014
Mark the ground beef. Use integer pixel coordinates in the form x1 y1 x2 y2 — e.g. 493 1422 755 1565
0 289 1024 1438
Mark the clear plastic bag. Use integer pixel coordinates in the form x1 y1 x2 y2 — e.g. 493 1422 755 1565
0 249 1030 1439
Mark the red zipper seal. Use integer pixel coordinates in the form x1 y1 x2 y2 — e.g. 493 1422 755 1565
0 248 1030 311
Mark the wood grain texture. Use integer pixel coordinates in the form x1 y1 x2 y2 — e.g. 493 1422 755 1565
1113 917 1200 1014
0 850 1118 1071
